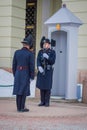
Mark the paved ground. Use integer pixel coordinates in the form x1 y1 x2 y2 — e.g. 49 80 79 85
0 98 87 130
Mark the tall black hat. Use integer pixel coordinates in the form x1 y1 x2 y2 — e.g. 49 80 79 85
40 36 51 48
40 36 46 48
45 39 51 44
51 39 56 47
21 34 33 48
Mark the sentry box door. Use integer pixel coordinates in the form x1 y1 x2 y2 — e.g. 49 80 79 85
51 30 67 98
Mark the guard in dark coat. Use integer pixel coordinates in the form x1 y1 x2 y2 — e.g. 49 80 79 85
12 34 35 112
36 37 56 107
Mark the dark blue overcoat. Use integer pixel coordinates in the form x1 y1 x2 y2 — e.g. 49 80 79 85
36 48 56 90
12 47 35 96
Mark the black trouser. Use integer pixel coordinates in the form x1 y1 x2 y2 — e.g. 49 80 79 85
16 95 26 111
40 89 51 105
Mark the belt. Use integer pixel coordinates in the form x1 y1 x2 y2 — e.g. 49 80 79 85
17 66 28 70
46 65 52 70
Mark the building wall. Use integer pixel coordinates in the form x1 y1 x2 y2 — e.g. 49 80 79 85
11 0 26 66
36 0 42 58
62 0 87 70
50 0 62 14
0 0 25 68
0 0 12 67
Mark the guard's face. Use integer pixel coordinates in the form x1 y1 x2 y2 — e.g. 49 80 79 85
43 42 50 49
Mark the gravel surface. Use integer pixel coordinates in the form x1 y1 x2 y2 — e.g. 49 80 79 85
0 98 87 130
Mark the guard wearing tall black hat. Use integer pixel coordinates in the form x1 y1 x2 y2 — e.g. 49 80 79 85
36 37 56 107
12 34 35 112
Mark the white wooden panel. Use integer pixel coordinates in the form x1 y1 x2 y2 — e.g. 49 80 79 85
11 48 19 58
78 47 87 58
0 0 25 68
62 1 87 12
78 24 87 35
12 7 25 19
0 27 11 36
0 0 11 5
0 7 11 16
0 37 11 47
0 17 11 26
11 27 25 38
76 13 87 23
12 17 25 29
78 58 87 69
12 0 26 9
11 37 22 48
0 48 11 57
0 58 11 67
78 36 87 47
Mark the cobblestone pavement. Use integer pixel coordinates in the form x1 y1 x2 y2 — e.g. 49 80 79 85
0 98 87 130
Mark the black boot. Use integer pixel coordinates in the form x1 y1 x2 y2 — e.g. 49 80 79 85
16 95 22 112
45 103 49 107
45 90 51 107
21 108 29 112
38 102 45 106
38 90 45 106
20 95 29 112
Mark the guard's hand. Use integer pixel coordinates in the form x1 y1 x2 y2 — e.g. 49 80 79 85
38 66 44 73
30 79 33 82
43 53 49 59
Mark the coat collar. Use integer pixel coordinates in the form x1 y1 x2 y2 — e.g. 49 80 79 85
22 47 29 51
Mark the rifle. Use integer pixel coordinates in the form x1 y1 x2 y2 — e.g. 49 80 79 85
42 49 47 75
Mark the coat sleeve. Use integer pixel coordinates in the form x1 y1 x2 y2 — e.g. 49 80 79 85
12 51 17 76
37 50 42 67
29 52 35 79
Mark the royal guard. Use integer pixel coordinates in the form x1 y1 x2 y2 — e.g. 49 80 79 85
36 37 56 107
12 34 35 112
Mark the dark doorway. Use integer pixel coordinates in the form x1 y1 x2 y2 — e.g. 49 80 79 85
26 0 37 54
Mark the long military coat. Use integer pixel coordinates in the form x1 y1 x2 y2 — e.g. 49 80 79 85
36 48 56 90
12 47 34 96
